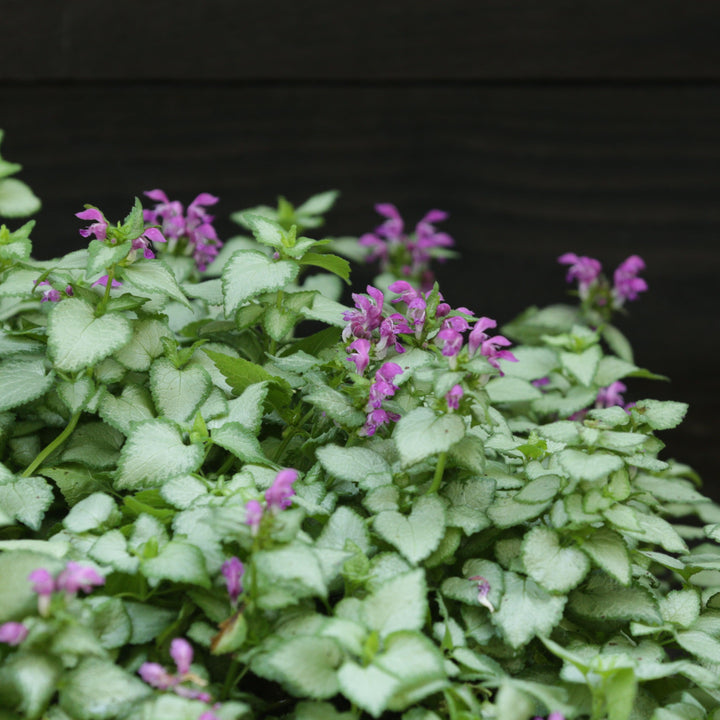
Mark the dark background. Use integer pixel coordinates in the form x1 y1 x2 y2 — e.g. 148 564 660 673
2 1 719 494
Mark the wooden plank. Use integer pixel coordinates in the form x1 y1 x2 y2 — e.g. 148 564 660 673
2 82 719 487
3 0 720 80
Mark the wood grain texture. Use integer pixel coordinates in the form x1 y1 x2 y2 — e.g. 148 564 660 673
3 0 720 80
2 82 719 490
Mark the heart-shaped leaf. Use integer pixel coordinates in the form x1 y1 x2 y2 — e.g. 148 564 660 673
48 299 132 372
150 358 212 423
373 495 445 564
222 249 299 315
522 526 590 592
394 407 465 467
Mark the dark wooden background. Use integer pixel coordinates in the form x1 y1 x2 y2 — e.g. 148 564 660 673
2 1 719 494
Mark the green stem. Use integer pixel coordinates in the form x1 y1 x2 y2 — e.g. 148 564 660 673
222 658 241 699
272 407 315 463
22 410 82 477
95 267 115 316
426 451 447 494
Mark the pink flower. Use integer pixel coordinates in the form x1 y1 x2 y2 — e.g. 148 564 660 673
36 280 61 302
342 286 385 341
245 499 263 534
437 326 463 357
199 713 220 720
91 275 123 288
0 622 28 646
595 381 627 409
28 568 55 596
613 255 647 304
170 637 193 675
368 362 403 408
558 253 602 297
469 575 494 612
221 557 244 605
139 662 177 690
362 407 401 437
347 338 371 375
76 207 108 241
467 316 517 371
144 189 186 239
131 226 167 260
56 562 105 594
446 384 464 410
376 316 406 357
265 468 298 511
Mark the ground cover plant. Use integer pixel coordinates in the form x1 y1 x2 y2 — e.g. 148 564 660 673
1 130 720 720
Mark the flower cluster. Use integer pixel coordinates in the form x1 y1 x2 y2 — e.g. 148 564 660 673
29 561 104 614
34 279 73 303
76 208 167 260
359 204 454 289
558 252 647 307
363 362 403 436
245 468 298 535
139 637 212 703
144 190 222 271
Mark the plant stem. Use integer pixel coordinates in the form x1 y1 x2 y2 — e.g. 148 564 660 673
95 267 115 316
22 410 82 477
427 451 447 494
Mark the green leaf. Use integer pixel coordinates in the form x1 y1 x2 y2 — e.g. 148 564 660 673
86 596 132 649
560 344 602 386
48 299 132 372
253 636 343 699
124 602 175 644
160 475 207 510
587 406 631 428
363 570 427 638
59 658 151 720
319 507 371 554
57 376 95 414
98 384 155 436
115 419 204 490
299 252 351 283
121 259 191 308
304 385 366 428
394 408 465 467
299 293 349 327
487 496 551 528
485 376 542 404
0 178 41 217
442 477 495 535
624 511 688 554
62 422 124 469
254 544 327 609
141 540 210 588
150 358 212 424
204 349 291 409
0 652 61 719
0 476 54 530
222 249 299 314
515 474 561 504
86 239 132 279
604 667 637 720
63 492 118 533
89 530 139 574
660 589 700 629
558 448 623 481
493 572 566 648
675 630 720 663
316 444 393 490
522 526 590 592
0 220 33 261
338 661 398 718
114 318 172 371
601 325 634 363
373 496 446 564
0 356 54 411
241 214 285 248
532 386 597 417
569 575 662 625
580 528 631 585
632 399 688 431
211 422 267 464
296 190 339 218
502 346 558 381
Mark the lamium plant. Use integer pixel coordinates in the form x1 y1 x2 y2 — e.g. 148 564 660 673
1 131 720 720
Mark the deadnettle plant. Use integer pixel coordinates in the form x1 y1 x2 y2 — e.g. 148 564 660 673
1 134 720 720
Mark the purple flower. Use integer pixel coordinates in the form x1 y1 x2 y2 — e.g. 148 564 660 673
139 661 177 690
347 338 371 375
446 384 464 411
170 637 193 676
199 713 220 720
467 316 517 371
342 286 385 341
91 275 123 288
469 575 494 612
468 317 497 357
144 189 186 240
221 557 244 605
412 209 454 268
245 499 263 534
368 362 403 408
436 327 463 357
56 562 105 595
76 207 109 241
558 253 602 297
376 317 406 357
531 377 551 388
36 280 61 302
174 686 212 702
131 226 167 260
613 255 647 304
547 714 566 720
362 407 401 437
595 381 627 409
0 622 28 646
265 468 298 511
28 568 55 596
